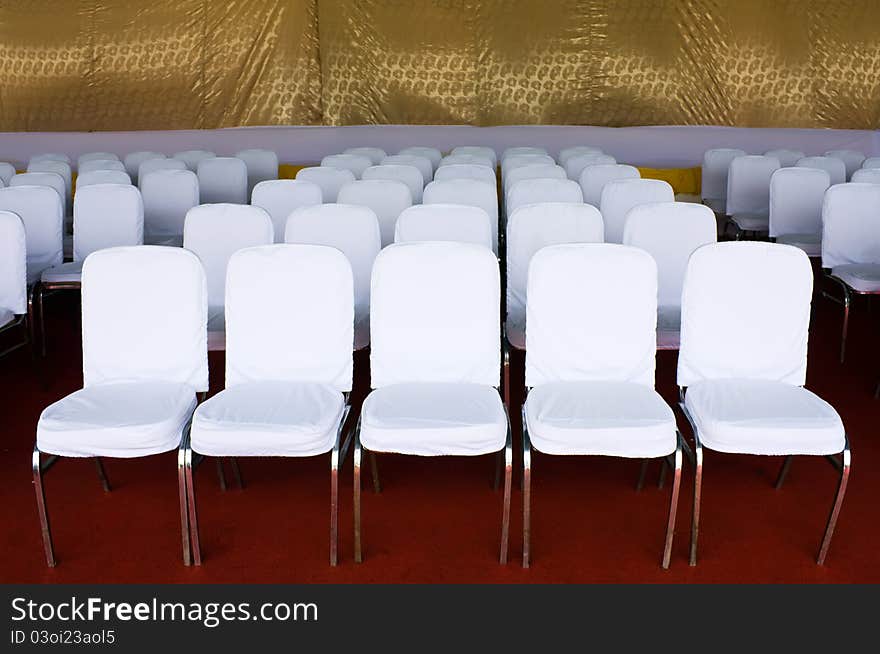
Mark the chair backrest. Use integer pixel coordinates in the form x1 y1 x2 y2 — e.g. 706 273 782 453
370 242 500 388
78 152 119 167
138 157 186 184
599 178 674 243
73 184 144 262
10 172 66 216
725 155 781 215
821 182 880 269
284 204 381 350
451 146 497 167
251 179 322 243
862 157 880 170
0 211 26 315
173 150 216 171
394 204 493 249
433 163 496 186
825 149 866 180
343 147 387 165
564 153 616 181
768 167 831 239
558 146 603 165
183 204 274 310
678 242 812 387
224 244 353 391
141 169 199 240
0 162 15 186
197 157 248 204
851 168 880 184
622 202 717 311
502 146 549 160
525 244 657 387
764 149 805 167
439 153 494 169
501 153 555 176
321 154 372 179
0 186 63 281
423 178 499 250
579 163 641 206
79 159 126 176
381 154 433 184
398 146 443 171
363 164 425 203
506 203 604 338
503 163 567 195
27 160 71 208
81 246 208 391
124 151 165 180
796 156 846 185
76 169 131 189
235 148 279 198
506 178 583 216
295 166 356 202
701 148 746 202
30 153 70 165
338 179 413 247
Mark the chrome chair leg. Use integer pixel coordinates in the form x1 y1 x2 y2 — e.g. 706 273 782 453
816 438 851 565
369 451 381 494
184 437 201 566
37 284 48 357
662 435 684 569
839 285 851 363
95 457 111 492
774 456 793 490
177 433 192 566
689 432 703 566
32 444 56 567
353 417 363 563
521 405 532 568
636 459 649 491
499 426 512 564
329 405 351 567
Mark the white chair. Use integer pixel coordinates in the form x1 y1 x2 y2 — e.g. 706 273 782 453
599 178 674 244
0 186 63 286
363 164 425 203
451 146 497 168
30 153 71 166
564 153 616 181
433 163 496 187
623 202 716 350
501 154 555 177
76 169 131 189
678 242 849 566
173 150 216 172
381 154 433 184
820 183 880 362
183 244 354 566
502 146 548 160
295 166 356 202
79 159 126 176
10 173 67 225
825 150 865 181
235 148 279 199
321 154 372 179
344 147 387 165
862 157 880 170
142 169 199 246
77 152 119 167
579 163 640 207
0 211 29 359
423 178 499 252
27 160 72 210
124 151 165 181
251 179 322 243
183 204 274 351
394 204 493 250
851 168 880 184
558 145 603 165
503 163 566 197
354 242 511 564
796 156 846 186
521 243 681 569
769 167 831 257
506 178 583 217
197 157 248 204
725 155 781 236
765 149 805 167
701 148 746 213
285 204 381 351
337 179 412 247
0 162 16 186
439 153 494 169
398 146 443 171
138 157 186 185
33 245 209 567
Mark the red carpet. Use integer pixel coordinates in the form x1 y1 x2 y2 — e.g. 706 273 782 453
1 279 877 584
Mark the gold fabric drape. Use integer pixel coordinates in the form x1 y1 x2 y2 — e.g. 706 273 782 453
0 0 878 132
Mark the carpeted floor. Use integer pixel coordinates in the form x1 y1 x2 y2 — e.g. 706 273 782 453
1 276 877 584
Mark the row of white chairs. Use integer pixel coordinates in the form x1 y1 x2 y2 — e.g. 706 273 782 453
27 241 850 570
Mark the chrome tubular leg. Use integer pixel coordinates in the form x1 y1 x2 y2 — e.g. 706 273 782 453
689 436 703 566
774 456 793 490
37 284 47 357
32 445 56 567
636 459 649 491
816 440 851 565
499 426 512 565
95 458 111 492
840 285 851 363
184 439 201 566
502 349 511 413
177 435 192 566
369 451 381 494
330 442 340 567
215 458 227 491
353 418 363 563
230 457 244 489
521 405 532 568
662 436 684 569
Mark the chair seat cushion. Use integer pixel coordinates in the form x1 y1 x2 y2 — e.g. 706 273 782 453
37 381 197 458
41 260 83 284
0 307 14 329
684 379 845 456
191 381 344 457
360 383 507 456
525 381 676 458
731 212 769 232
506 318 525 350
776 233 820 257
832 264 880 292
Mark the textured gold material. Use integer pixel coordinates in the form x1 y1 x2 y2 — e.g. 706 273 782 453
0 1 877 131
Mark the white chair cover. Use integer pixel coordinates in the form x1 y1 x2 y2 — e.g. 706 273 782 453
502 146 549 160
79 159 126 176
295 166 356 202
862 157 880 170
11 172 66 216
343 147 387 165
0 211 27 315
197 157 248 204
764 149 805 167
423 178 499 250
0 162 15 186
172 150 216 171
768 167 831 253
558 145 603 165
251 179 322 243
382 154 433 184
821 183 880 269
363 164 425 203
439 153 494 168
394 204 493 250
321 154 372 179
77 152 119 167
506 203 604 349
30 153 71 165
27 160 72 208
141 169 199 244
284 203 381 351
579 163 640 207
451 146 497 167
137 157 186 185
796 156 846 186
501 154 555 177
701 148 746 204
725 155 780 219
338 179 412 247
76 169 131 188
599 178 674 244
506 178 583 217
0 186 63 284
433 163 496 187
72 184 144 262
825 149 866 180
398 146 443 171
503 163 566 196
564 153 616 181
851 168 880 184
124 151 165 180
235 148 279 198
